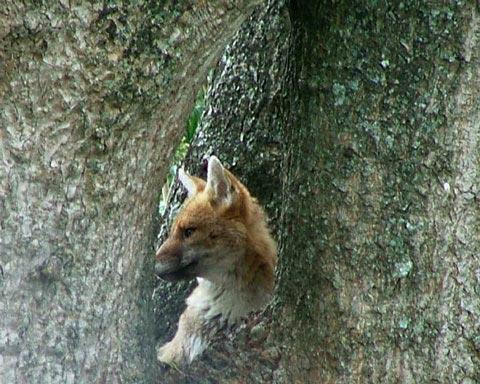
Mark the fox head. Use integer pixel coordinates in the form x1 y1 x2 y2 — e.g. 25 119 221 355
155 156 269 284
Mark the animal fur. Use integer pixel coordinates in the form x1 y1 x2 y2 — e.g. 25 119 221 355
155 156 277 367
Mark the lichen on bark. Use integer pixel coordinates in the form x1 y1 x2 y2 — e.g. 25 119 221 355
155 1 480 383
1 0 479 382
274 1 480 383
154 1 291 382
0 1 263 383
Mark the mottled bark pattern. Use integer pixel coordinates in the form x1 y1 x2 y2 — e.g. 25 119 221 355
155 1 291 381
276 1 480 383
1 0 479 383
0 1 262 383
157 1 480 383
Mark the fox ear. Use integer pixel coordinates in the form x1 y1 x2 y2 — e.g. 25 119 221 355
178 168 197 197
206 156 233 204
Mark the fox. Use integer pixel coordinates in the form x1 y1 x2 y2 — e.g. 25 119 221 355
155 155 277 367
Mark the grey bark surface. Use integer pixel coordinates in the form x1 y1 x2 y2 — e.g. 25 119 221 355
156 1 480 383
275 2 479 383
0 1 262 383
1 0 479 383
153 2 291 382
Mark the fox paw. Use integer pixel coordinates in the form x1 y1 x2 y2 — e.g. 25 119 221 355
157 343 184 371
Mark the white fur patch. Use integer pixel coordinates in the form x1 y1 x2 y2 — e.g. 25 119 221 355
185 334 207 364
188 275 269 326
178 168 197 197
206 156 232 204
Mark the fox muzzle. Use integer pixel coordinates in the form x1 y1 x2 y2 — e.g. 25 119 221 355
155 242 198 281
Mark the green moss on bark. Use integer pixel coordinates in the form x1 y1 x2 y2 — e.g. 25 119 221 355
274 1 479 382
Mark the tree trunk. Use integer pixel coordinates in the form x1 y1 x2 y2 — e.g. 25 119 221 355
157 1 480 383
276 2 479 383
153 2 291 381
0 1 262 383
2 0 479 383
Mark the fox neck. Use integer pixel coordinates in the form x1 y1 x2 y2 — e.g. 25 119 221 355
188 250 273 325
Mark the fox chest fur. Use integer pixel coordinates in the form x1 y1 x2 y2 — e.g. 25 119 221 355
155 156 276 367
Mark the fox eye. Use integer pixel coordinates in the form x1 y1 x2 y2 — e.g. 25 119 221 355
183 227 196 239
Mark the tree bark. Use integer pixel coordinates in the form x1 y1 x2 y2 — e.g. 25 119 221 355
2 0 479 383
157 0 480 383
276 2 479 383
0 1 262 383
153 2 291 381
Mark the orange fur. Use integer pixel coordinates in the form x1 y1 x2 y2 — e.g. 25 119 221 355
155 156 277 366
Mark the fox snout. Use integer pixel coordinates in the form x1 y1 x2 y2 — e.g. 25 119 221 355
155 239 198 281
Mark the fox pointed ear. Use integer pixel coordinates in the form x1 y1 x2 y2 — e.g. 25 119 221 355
206 156 233 204
178 168 197 197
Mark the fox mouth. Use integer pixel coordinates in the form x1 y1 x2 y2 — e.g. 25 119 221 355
156 259 199 282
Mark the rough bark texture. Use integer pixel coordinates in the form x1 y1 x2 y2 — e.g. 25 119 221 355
276 2 479 383
2 0 479 383
0 1 262 383
153 2 291 382
156 0 479 383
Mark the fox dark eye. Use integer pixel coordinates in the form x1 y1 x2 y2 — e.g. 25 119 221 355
183 227 196 239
